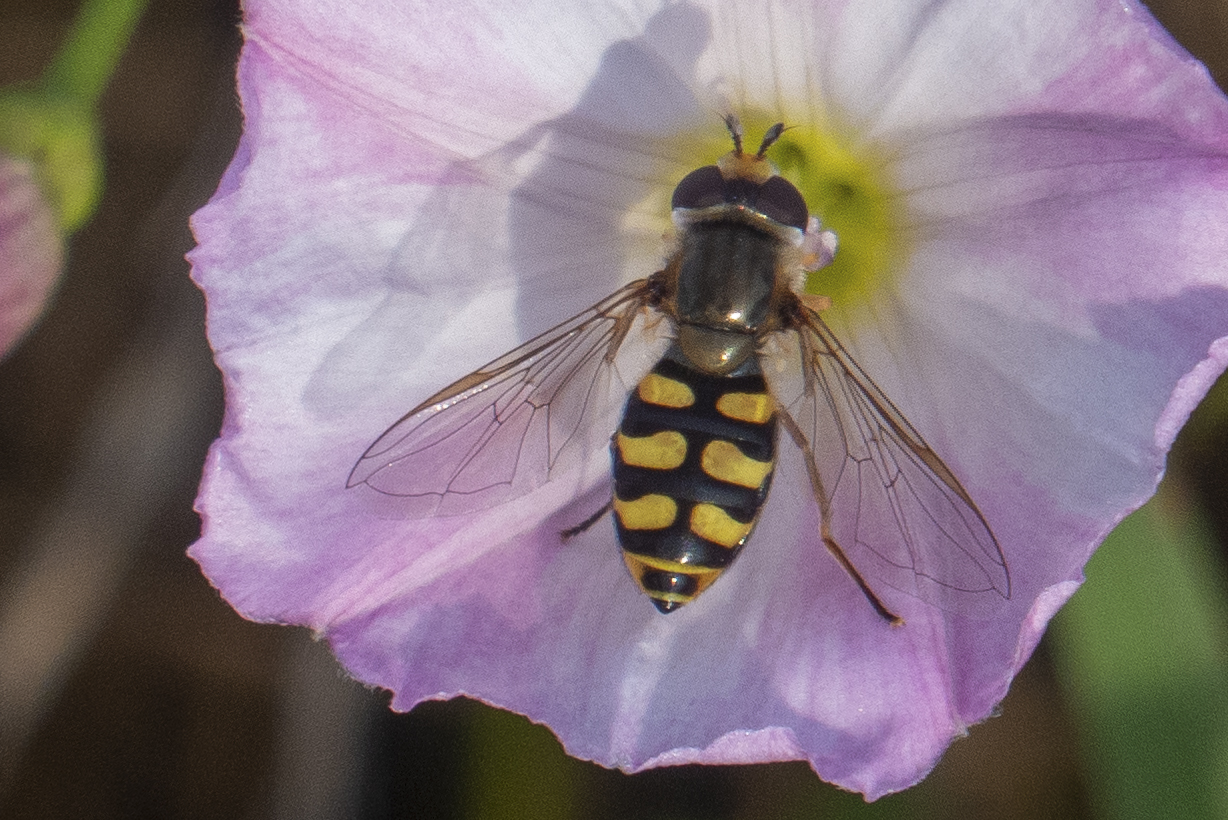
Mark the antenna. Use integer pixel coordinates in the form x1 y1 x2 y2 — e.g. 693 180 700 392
757 123 785 157
723 114 745 156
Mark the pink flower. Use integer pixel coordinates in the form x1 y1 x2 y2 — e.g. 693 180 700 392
189 0 1228 797
0 155 62 357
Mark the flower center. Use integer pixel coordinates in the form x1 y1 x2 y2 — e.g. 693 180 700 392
766 119 901 312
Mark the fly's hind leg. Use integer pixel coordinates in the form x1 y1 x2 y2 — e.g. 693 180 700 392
778 411 903 626
560 499 613 542
821 536 904 626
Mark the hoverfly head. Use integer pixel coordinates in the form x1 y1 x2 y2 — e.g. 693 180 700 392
670 116 808 232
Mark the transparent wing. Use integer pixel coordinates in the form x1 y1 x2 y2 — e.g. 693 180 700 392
349 279 656 517
768 302 1010 612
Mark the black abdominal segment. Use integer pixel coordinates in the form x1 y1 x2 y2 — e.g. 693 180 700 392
611 355 777 612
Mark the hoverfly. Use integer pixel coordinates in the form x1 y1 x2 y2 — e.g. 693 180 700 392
349 116 1010 619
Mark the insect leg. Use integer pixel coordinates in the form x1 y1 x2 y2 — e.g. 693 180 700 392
777 410 903 626
820 535 904 626
560 499 613 542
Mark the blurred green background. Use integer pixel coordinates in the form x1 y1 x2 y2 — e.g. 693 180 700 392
0 1 1225 817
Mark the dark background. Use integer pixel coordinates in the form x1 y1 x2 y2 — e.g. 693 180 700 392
0 1 1225 817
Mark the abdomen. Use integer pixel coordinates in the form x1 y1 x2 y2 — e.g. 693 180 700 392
611 355 776 612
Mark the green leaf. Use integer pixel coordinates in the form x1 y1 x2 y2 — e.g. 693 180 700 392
1051 497 1228 820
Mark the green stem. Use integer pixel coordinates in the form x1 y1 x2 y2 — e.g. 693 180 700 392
42 0 151 106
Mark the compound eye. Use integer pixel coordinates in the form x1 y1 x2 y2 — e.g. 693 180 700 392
755 176 809 231
671 166 726 211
